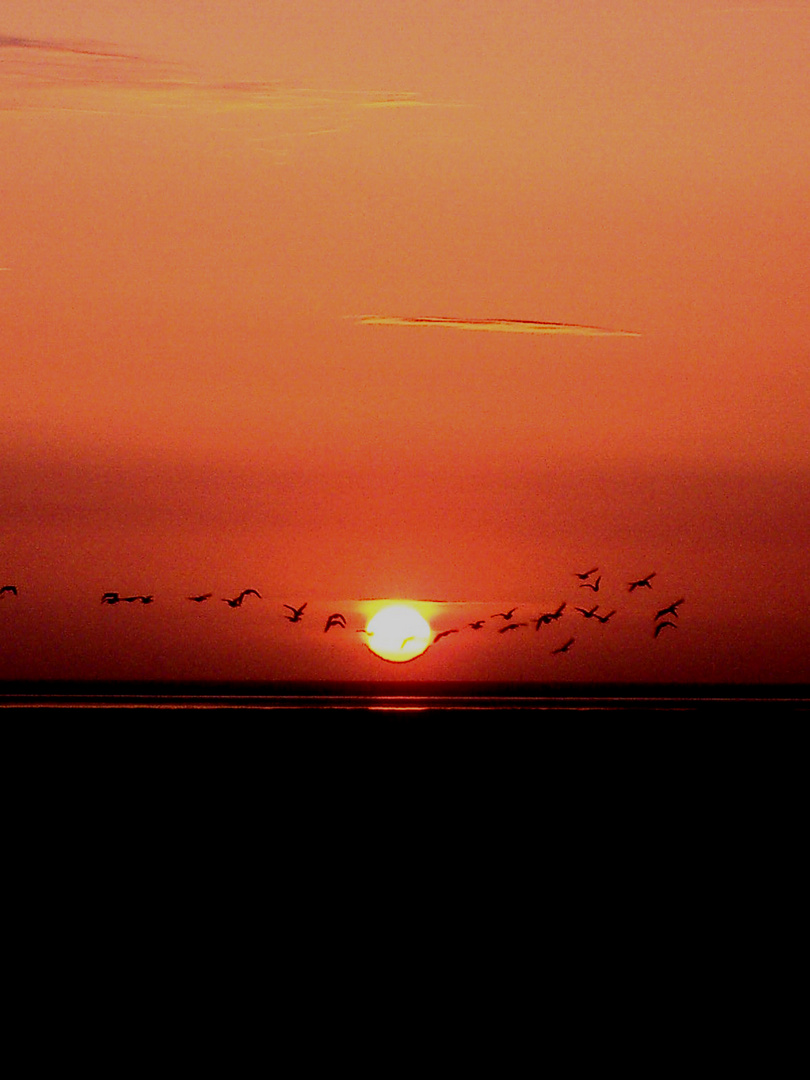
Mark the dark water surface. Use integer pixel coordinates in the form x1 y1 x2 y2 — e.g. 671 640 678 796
5 680 803 904
1 680 807 713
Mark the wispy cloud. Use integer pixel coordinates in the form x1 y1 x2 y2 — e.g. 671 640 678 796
710 5 810 13
0 34 142 59
0 34 454 124
1 33 176 113
352 316 641 337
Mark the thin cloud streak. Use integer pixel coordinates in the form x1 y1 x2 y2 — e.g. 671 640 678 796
353 316 641 337
713 6 809 11
0 35 453 120
0 34 142 59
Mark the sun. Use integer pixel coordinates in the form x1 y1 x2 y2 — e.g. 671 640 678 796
364 604 432 663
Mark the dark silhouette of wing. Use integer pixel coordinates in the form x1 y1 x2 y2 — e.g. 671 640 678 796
188 593 213 602
594 610 616 624
575 605 599 618
629 572 656 592
580 576 601 591
0 585 18 596
238 589 262 602
491 608 517 620
654 620 677 638
101 592 120 604
536 601 566 628
552 638 575 654
283 602 307 622
223 596 242 607
324 613 347 632
434 629 460 642
655 598 685 620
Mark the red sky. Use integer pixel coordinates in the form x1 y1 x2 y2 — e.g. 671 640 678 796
2 1 808 682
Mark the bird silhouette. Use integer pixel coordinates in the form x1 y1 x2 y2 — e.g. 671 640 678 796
101 592 120 604
498 622 527 634
468 620 486 630
654 620 678 638
579 575 601 592
434 628 460 642
188 593 213 603
491 607 518 620
535 601 566 628
324 613 347 632
593 609 617 624
574 567 599 580
552 638 575 654
0 584 18 596
655 598 685 620
575 605 600 619
629 573 656 592
223 589 262 608
283 602 307 622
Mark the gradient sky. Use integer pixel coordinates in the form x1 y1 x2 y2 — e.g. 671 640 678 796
2 1 809 683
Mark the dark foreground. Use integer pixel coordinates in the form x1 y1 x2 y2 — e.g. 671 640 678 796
4 679 804 915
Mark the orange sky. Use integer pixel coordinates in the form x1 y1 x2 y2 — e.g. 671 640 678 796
2 1 809 682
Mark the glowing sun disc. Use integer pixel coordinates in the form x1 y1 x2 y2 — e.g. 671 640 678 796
364 604 432 663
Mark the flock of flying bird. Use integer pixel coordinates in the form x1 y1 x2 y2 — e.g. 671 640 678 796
419 568 685 655
102 588 310 619
0 570 685 656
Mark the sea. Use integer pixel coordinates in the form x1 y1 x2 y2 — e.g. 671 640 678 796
5 679 804 890
1 679 806 714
